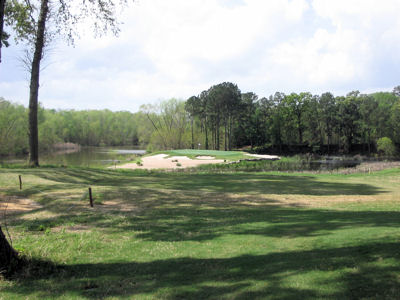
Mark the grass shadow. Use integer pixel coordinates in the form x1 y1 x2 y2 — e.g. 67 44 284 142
4 168 386 196
3 242 400 299
6 185 400 242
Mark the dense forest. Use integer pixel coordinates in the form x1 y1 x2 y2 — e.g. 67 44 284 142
1 83 400 156
0 99 138 155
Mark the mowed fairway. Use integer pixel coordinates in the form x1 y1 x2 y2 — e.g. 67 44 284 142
0 167 400 299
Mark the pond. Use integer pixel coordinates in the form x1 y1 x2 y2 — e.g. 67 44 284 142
308 157 361 171
1 146 146 167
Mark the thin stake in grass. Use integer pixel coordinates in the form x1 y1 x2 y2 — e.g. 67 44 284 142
18 175 22 190
89 187 93 207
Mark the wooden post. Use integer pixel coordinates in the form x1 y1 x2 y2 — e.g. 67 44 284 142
89 187 93 207
19 175 22 190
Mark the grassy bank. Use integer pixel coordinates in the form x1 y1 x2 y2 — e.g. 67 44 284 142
0 167 399 299
193 156 306 172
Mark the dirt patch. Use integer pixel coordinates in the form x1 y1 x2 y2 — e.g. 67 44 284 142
0 195 43 214
220 193 397 209
97 200 139 212
196 156 216 160
52 224 91 233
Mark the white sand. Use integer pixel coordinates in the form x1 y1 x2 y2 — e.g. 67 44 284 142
115 154 224 170
169 156 192 160
245 154 280 160
114 152 280 170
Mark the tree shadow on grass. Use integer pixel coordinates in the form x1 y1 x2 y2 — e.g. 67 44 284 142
6 185 400 242
9 168 387 196
1 169 399 298
0 168 397 243
4 242 400 299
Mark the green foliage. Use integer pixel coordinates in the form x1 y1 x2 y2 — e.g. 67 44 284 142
4 0 35 44
194 156 311 172
140 99 191 150
377 137 396 156
4 0 129 48
0 98 140 156
3 83 400 157
0 98 28 155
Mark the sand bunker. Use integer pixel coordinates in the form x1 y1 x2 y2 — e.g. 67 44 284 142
245 154 280 160
116 154 224 170
115 152 280 170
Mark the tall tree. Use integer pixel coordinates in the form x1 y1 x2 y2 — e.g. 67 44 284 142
303 94 322 147
281 93 309 144
141 99 189 150
185 96 200 149
238 92 258 148
5 0 130 166
206 82 241 150
0 0 5 62
199 90 210 149
319 92 337 153
269 92 285 150
28 0 48 166
1 0 132 276
390 99 400 144
372 92 398 140
359 95 378 154
337 91 361 153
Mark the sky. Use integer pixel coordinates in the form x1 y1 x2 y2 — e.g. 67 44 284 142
1 0 400 112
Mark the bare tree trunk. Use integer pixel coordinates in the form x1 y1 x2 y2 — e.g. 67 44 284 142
0 225 20 276
212 125 216 150
327 133 331 154
367 130 371 155
228 115 232 150
191 117 194 149
298 126 303 144
0 0 5 64
205 117 208 150
224 119 227 151
216 117 220 150
29 0 49 167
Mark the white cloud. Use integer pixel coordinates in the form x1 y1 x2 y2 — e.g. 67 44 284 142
268 28 370 85
1 0 400 111
259 0 400 92
41 0 312 110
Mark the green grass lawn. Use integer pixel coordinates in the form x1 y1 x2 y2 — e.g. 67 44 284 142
0 167 399 299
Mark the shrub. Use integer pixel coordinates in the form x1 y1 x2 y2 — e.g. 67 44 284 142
377 137 396 156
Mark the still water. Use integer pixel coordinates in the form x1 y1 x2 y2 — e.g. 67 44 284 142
1 146 146 167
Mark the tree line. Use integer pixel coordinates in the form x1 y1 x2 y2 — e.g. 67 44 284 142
144 83 400 155
0 98 138 156
2 84 400 157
